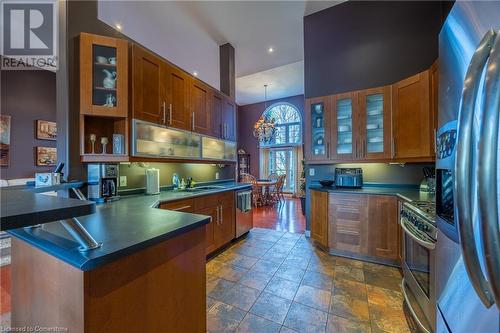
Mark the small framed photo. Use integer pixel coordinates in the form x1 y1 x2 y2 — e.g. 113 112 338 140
36 120 57 140
35 146 57 166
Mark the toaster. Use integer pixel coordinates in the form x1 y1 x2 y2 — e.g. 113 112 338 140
334 168 363 188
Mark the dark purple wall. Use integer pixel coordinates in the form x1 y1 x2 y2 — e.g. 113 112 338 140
1 69 57 179
304 1 451 98
237 95 304 175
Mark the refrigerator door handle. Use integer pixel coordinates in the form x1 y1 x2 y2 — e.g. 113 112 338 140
455 30 496 308
478 30 500 310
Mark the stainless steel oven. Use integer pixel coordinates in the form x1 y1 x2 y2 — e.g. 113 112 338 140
400 201 437 333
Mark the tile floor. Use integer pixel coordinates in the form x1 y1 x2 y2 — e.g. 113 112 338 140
207 228 409 333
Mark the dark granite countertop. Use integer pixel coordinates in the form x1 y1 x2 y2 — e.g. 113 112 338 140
1 187 95 231
309 184 435 203
8 182 251 271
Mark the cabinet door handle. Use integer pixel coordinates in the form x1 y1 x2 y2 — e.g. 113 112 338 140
216 206 220 224
192 112 195 131
224 123 228 139
391 138 396 158
162 101 166 124
219 205 223 224
355 140 358 159
171 205 191 211
169 104 172 125
433 128 437 154
363 140 366 158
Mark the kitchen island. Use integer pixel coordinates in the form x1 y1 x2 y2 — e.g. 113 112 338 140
7 182 250 333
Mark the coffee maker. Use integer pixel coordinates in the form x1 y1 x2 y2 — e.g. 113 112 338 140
87 163 119 203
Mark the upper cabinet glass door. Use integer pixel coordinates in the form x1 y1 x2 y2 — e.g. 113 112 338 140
335 98 353 155
309 99 329 160
364 93 384 153
80 33 128 118
92 45 117 108
331 92 357 160
360 86 391 159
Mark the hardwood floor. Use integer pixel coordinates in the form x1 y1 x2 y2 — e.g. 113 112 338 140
253 197 306 234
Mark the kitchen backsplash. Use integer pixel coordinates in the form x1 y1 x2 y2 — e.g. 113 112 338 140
306 163 434 185
118 162 235 191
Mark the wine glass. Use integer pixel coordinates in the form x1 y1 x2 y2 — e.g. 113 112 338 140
89 134 96 154
101 137 108 154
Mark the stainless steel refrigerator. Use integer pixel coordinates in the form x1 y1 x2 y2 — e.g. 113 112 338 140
436 2 500 333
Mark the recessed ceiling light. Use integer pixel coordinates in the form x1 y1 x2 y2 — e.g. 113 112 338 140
115 23 122 31
193 71 198 77
268 47 274 53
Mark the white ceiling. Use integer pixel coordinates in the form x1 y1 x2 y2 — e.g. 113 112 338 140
97 1 341 105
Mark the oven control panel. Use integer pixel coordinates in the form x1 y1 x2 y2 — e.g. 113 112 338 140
400 203 437 246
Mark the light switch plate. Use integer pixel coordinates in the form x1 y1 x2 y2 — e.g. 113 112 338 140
119 176 127 187
309 168 315 176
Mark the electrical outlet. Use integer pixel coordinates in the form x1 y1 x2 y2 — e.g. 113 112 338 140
119 176 127 187
309 168 315 176
215 172 220 180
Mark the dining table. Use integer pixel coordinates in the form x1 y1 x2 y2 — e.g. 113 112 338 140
255 179 277 206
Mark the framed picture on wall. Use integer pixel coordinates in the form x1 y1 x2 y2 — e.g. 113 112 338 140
35 147 57 166
0 115 11 167
36 120 57 140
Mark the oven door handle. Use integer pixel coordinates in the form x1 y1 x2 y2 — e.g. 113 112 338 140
399 219 435 250
478 31 500 310
455 30 496 308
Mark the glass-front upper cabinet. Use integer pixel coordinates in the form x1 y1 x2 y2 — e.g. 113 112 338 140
359 86 391 159
80 33 128 117
307 97 331 161
332 92 358 160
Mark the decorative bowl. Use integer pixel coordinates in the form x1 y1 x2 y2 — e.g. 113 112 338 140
319 180 334 187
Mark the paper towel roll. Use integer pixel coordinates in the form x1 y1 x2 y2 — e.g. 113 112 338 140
145 168 160 195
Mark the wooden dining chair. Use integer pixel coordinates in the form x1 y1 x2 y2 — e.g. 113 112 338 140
276 174 286 202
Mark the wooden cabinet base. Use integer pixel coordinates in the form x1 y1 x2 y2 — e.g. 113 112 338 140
11 226 206 333
310 190 400 266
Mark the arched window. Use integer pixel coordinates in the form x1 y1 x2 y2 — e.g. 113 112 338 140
260 103 302 147
258 102 303 194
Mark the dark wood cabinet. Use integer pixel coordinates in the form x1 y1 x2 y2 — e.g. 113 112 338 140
222 97 237 141
366 195 398 261
310 190 401 265
211 92 224 138
131 45 164 124
194 191 235 255
310 190 328 248
392 69 433 160
79 33 129 163
328 193 368 255
190 79 212 135
164 63 191 130
305 65 436 164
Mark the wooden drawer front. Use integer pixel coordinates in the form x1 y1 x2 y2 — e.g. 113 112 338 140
194 191 233 211
329 193 366 207
194 194 220 211
328 194 368 254
159 198 194 213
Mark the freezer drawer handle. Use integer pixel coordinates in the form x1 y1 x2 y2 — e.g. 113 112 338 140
401 279 431 333
455 30 496 308
477 30 500 310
